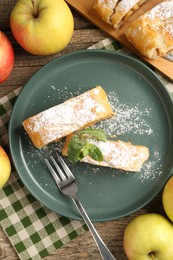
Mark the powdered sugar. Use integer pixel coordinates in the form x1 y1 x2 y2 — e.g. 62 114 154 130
117 0 140 12
97 0 118 9
91 90 162 183
83 138 149 172
139 158 162 182
146 1 173 20
97 91 153 136
23 86 162 184
23 86 112 147
145 0 173 37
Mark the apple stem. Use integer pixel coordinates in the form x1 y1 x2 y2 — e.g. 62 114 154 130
151 253 155 260
31 0 38 18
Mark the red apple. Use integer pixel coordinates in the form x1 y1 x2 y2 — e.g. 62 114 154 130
0 31 14 83
10 0 74 55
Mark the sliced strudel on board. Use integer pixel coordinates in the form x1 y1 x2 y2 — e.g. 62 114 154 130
22 86 115 148
62 134 149 172
93 0 148 28
93 0 119 24
111 0 148 28
125 0 173 59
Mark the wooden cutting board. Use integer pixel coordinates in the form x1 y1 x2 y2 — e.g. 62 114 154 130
66 0 173 81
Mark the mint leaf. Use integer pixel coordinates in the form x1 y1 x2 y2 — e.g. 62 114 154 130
67 128 105 163
79 128 107 142
88 144 104 162
68 135 88 163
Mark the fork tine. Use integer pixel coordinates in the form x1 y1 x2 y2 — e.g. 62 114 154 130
49 156 67 181
56 153 74 179
44 158 61 186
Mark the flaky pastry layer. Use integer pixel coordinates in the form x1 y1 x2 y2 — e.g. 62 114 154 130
62 135 149 172
22 86 114 148
125 0 173 59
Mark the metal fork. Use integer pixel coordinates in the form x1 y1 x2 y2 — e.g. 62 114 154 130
44 153 116 260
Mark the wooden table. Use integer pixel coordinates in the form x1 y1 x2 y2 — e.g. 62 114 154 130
0 1 166 259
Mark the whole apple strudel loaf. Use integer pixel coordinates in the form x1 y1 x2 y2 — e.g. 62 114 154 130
93 0 148 28
125 0 173 59
62 134 149 172
22 86 115 148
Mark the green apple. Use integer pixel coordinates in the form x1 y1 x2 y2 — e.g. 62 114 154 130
123 213 173 260
10 0 74 55
0 146 11 188
162 176 173 222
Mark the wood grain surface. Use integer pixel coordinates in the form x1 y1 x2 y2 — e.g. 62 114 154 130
0 1 168 259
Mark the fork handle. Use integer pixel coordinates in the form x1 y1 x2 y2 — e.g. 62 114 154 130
71 196 116 260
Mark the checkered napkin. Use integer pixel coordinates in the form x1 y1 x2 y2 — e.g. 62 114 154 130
0 38 173 260
0 92 87 260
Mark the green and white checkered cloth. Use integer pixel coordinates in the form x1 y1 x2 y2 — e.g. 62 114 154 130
0 96 87 260
0 38 173 260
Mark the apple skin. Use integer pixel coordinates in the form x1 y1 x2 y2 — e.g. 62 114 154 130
162 176 173 222
10 0 74 55
0 31 14 83
0 146 11 189
123 213 173 260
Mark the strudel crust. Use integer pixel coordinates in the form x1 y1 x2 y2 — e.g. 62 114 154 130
111 0 147 28
125 0 173 59
62 135 149 172
93 0 148 28
22 86 114 148
93 0 119 24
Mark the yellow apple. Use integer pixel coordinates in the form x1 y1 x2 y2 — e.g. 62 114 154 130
162 176 173 222
123 213 173 260
0 146 11 188
10 0 74 55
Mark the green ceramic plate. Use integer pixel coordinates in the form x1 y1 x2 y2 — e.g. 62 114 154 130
9 50 173 221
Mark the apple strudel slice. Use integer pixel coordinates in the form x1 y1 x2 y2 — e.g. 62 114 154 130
93 0 119 24
125 0 173 59
93 0 148 28
22 86 114 148
62 133 149 172
111 0 148 28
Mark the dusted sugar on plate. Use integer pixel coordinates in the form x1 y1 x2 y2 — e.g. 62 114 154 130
22 86 115 148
